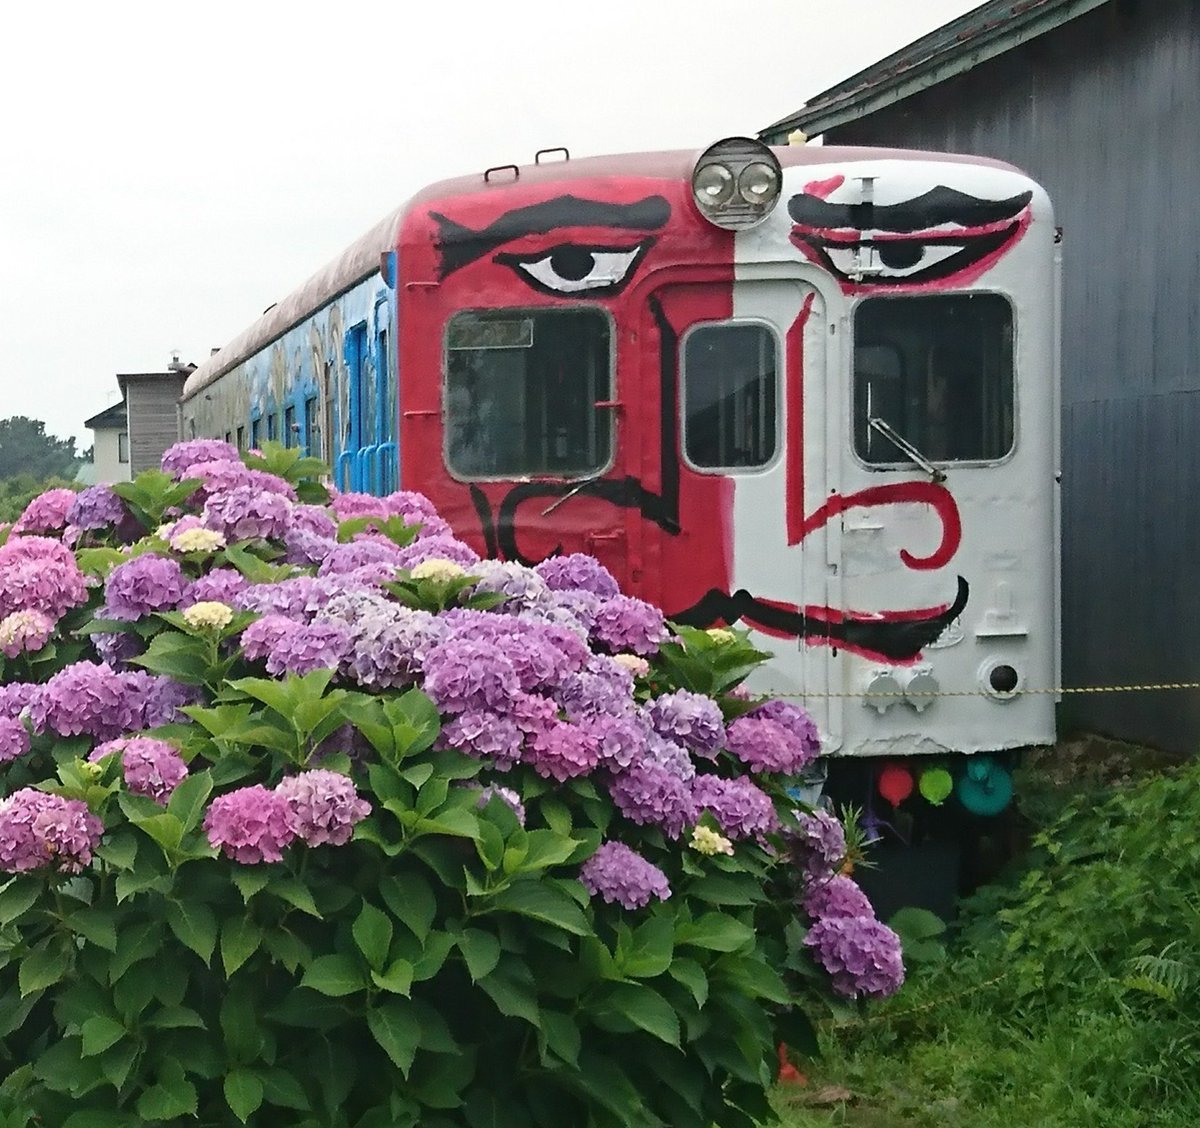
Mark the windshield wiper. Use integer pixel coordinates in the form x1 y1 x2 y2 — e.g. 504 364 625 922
540 471 606 515
868 417 947 483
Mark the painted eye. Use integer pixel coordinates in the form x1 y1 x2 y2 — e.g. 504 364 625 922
495 240 654 296
823 240 965 280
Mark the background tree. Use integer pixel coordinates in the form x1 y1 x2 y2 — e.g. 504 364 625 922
0 416 80 481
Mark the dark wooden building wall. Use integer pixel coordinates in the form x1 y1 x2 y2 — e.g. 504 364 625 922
125 376 188 476
826 0 1200 752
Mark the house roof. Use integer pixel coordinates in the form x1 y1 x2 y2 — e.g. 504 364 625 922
84 400 127 430
759 0 1112 142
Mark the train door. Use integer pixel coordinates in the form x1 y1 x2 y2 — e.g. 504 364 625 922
640 277 835 729
338 299 398 494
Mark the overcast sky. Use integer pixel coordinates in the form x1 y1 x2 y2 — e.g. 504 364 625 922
0 0 983 448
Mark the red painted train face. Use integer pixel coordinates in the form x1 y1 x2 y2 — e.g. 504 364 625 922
399 173 743 622
397 166 1029 664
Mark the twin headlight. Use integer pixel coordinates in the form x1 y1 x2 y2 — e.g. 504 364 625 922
691 137 783 231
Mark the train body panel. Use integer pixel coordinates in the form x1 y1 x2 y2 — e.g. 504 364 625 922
179 142 1059 761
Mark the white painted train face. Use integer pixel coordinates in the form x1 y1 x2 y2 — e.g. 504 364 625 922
726 158 1058 755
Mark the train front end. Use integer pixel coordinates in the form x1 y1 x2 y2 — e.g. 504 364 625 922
395 139 1060 804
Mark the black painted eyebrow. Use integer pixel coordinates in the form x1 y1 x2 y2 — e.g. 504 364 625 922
431 194 671 278
787 186 1033 232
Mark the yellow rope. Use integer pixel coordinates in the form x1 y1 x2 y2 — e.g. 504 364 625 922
773 682 1200 699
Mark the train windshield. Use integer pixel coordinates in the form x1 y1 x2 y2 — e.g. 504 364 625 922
444 308 612 479
853 293 1014 465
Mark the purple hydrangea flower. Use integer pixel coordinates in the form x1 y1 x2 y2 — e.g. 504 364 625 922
317 539 404 577
534 554 620 598
0 789 104 874
248 617 353 677
579 713 645 770
186 459 296 501
0 609 55 658
384 490 446 531
161 438 239 476
468 560 551 612
423 638 521 714
122 672 199 730
439 611 587 693
793 809 847 880
235 576 319 619
804 915 905 999
751 699 821 748
802 874 876 921
330 492 391 521
290 505 338 540
104 554 187 620
0 717 30 764
91 736 188 804
439 709 526 767
202 486 292 541
580 841 671 910
67 485 127 532
0 683 37 720
557 654 636 720
393 535 480 571
29 661 134 740
181 567 250 608
12 488 77 535
91 629 144 669
526 720 601 782
725 715 820 775
203 785 296 863
646 690 725 757
691 775 779 840
323 600 445 689
275 770 370 846
607 760 695 839
590 595 668 656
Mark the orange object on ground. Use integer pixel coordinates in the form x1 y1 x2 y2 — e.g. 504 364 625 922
777 1043 808 1086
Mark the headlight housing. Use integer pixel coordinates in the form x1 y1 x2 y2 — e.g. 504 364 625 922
691 138 783 230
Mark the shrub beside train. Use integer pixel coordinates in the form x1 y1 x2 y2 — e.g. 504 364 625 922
178 137 1061 828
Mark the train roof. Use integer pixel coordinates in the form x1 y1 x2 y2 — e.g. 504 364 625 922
182 143 1025 402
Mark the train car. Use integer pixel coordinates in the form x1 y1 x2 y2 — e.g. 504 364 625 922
180 138 1060 815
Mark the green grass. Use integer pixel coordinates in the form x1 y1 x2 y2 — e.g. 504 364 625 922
762 736 1200 1128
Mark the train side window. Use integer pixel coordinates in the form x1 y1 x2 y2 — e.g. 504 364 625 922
304 396 319 458
853 293 1014 465
236 426 245 451
682 323 778 471
444 308 612 479
284 405 297 448
250 418 261 449
267 414 278 443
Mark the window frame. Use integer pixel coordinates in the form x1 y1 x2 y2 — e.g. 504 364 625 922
117 431 130 464
849 290 1018 472
679 317 783 476
441 304 618 483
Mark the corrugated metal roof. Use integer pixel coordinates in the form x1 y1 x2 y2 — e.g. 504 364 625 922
759 0 1113 142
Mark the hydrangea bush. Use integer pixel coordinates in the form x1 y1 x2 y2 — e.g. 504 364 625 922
0 441 903 1128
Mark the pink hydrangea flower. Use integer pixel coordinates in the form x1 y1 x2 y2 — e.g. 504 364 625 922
203 785 295 863
0 789 103 874
275 770 370 846
90 737 188 805
12 488 77 534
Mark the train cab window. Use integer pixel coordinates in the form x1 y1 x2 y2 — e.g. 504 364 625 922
682 323 778 470
444 308 612 479
118 431 130 464
854 294 1014 465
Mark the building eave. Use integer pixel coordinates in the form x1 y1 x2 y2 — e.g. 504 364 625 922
760 0 1112 142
